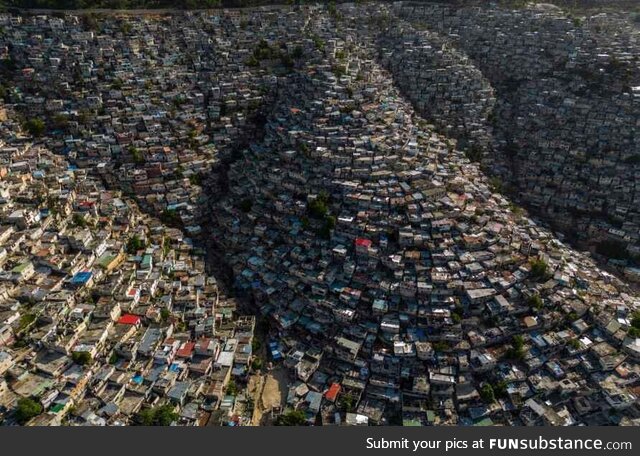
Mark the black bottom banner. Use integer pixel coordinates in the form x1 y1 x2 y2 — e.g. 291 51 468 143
1 426 637 456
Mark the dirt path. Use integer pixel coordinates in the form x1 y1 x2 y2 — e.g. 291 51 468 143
248 373 264 425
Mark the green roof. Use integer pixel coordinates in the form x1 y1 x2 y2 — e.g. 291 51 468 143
97 253 116 268
11 261 32 274
473 417 494 426
50 403 65 414
403 418 422 427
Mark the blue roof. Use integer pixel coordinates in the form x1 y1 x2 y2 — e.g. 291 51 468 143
71 271 93 284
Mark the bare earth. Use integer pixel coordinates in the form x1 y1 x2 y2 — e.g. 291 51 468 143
250 366 290 425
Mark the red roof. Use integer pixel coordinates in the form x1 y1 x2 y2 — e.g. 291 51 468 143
118 314 141 325
325 383 341 402
355 238 372 248
177 342 196 358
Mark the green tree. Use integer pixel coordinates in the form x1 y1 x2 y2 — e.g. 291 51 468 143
18 313 36 332
319 214 336 239
15 398 43 425
160 308 171 321
529 259 549 281
505 335 526 360
568 339 581 350
151 404 178 426
308 192 329 219
292 46 304 60
488 177 503 193
225 380 239 396
311 35 325 51
134 408 153 426
513 335 525 351
109 352 119 364
245 55 259 67
251 357 263 371
23 118 46 137
120 22 132 34
275 409 307 426
494 380 508 399
134 404 178 426
327 1 338 18
324 215 336 230
72 213 87 228
129 146 145 165
126 235 145 254
480 384 495 404
111 78 123 90
339 392 355 412
527 294 543 311
72 351 92 366
332 64 346 78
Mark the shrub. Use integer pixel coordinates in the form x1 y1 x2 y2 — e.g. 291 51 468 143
72 351 92 366
505 335 526 360
480 384 495 404
308 192 330 219
134 404 178 426
15 398 43 425
251 358 263 371
23 118 46 137
529 259 549 281
225 380 239 396
126 235 145 254
527 294 543 311
275 409 307 426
